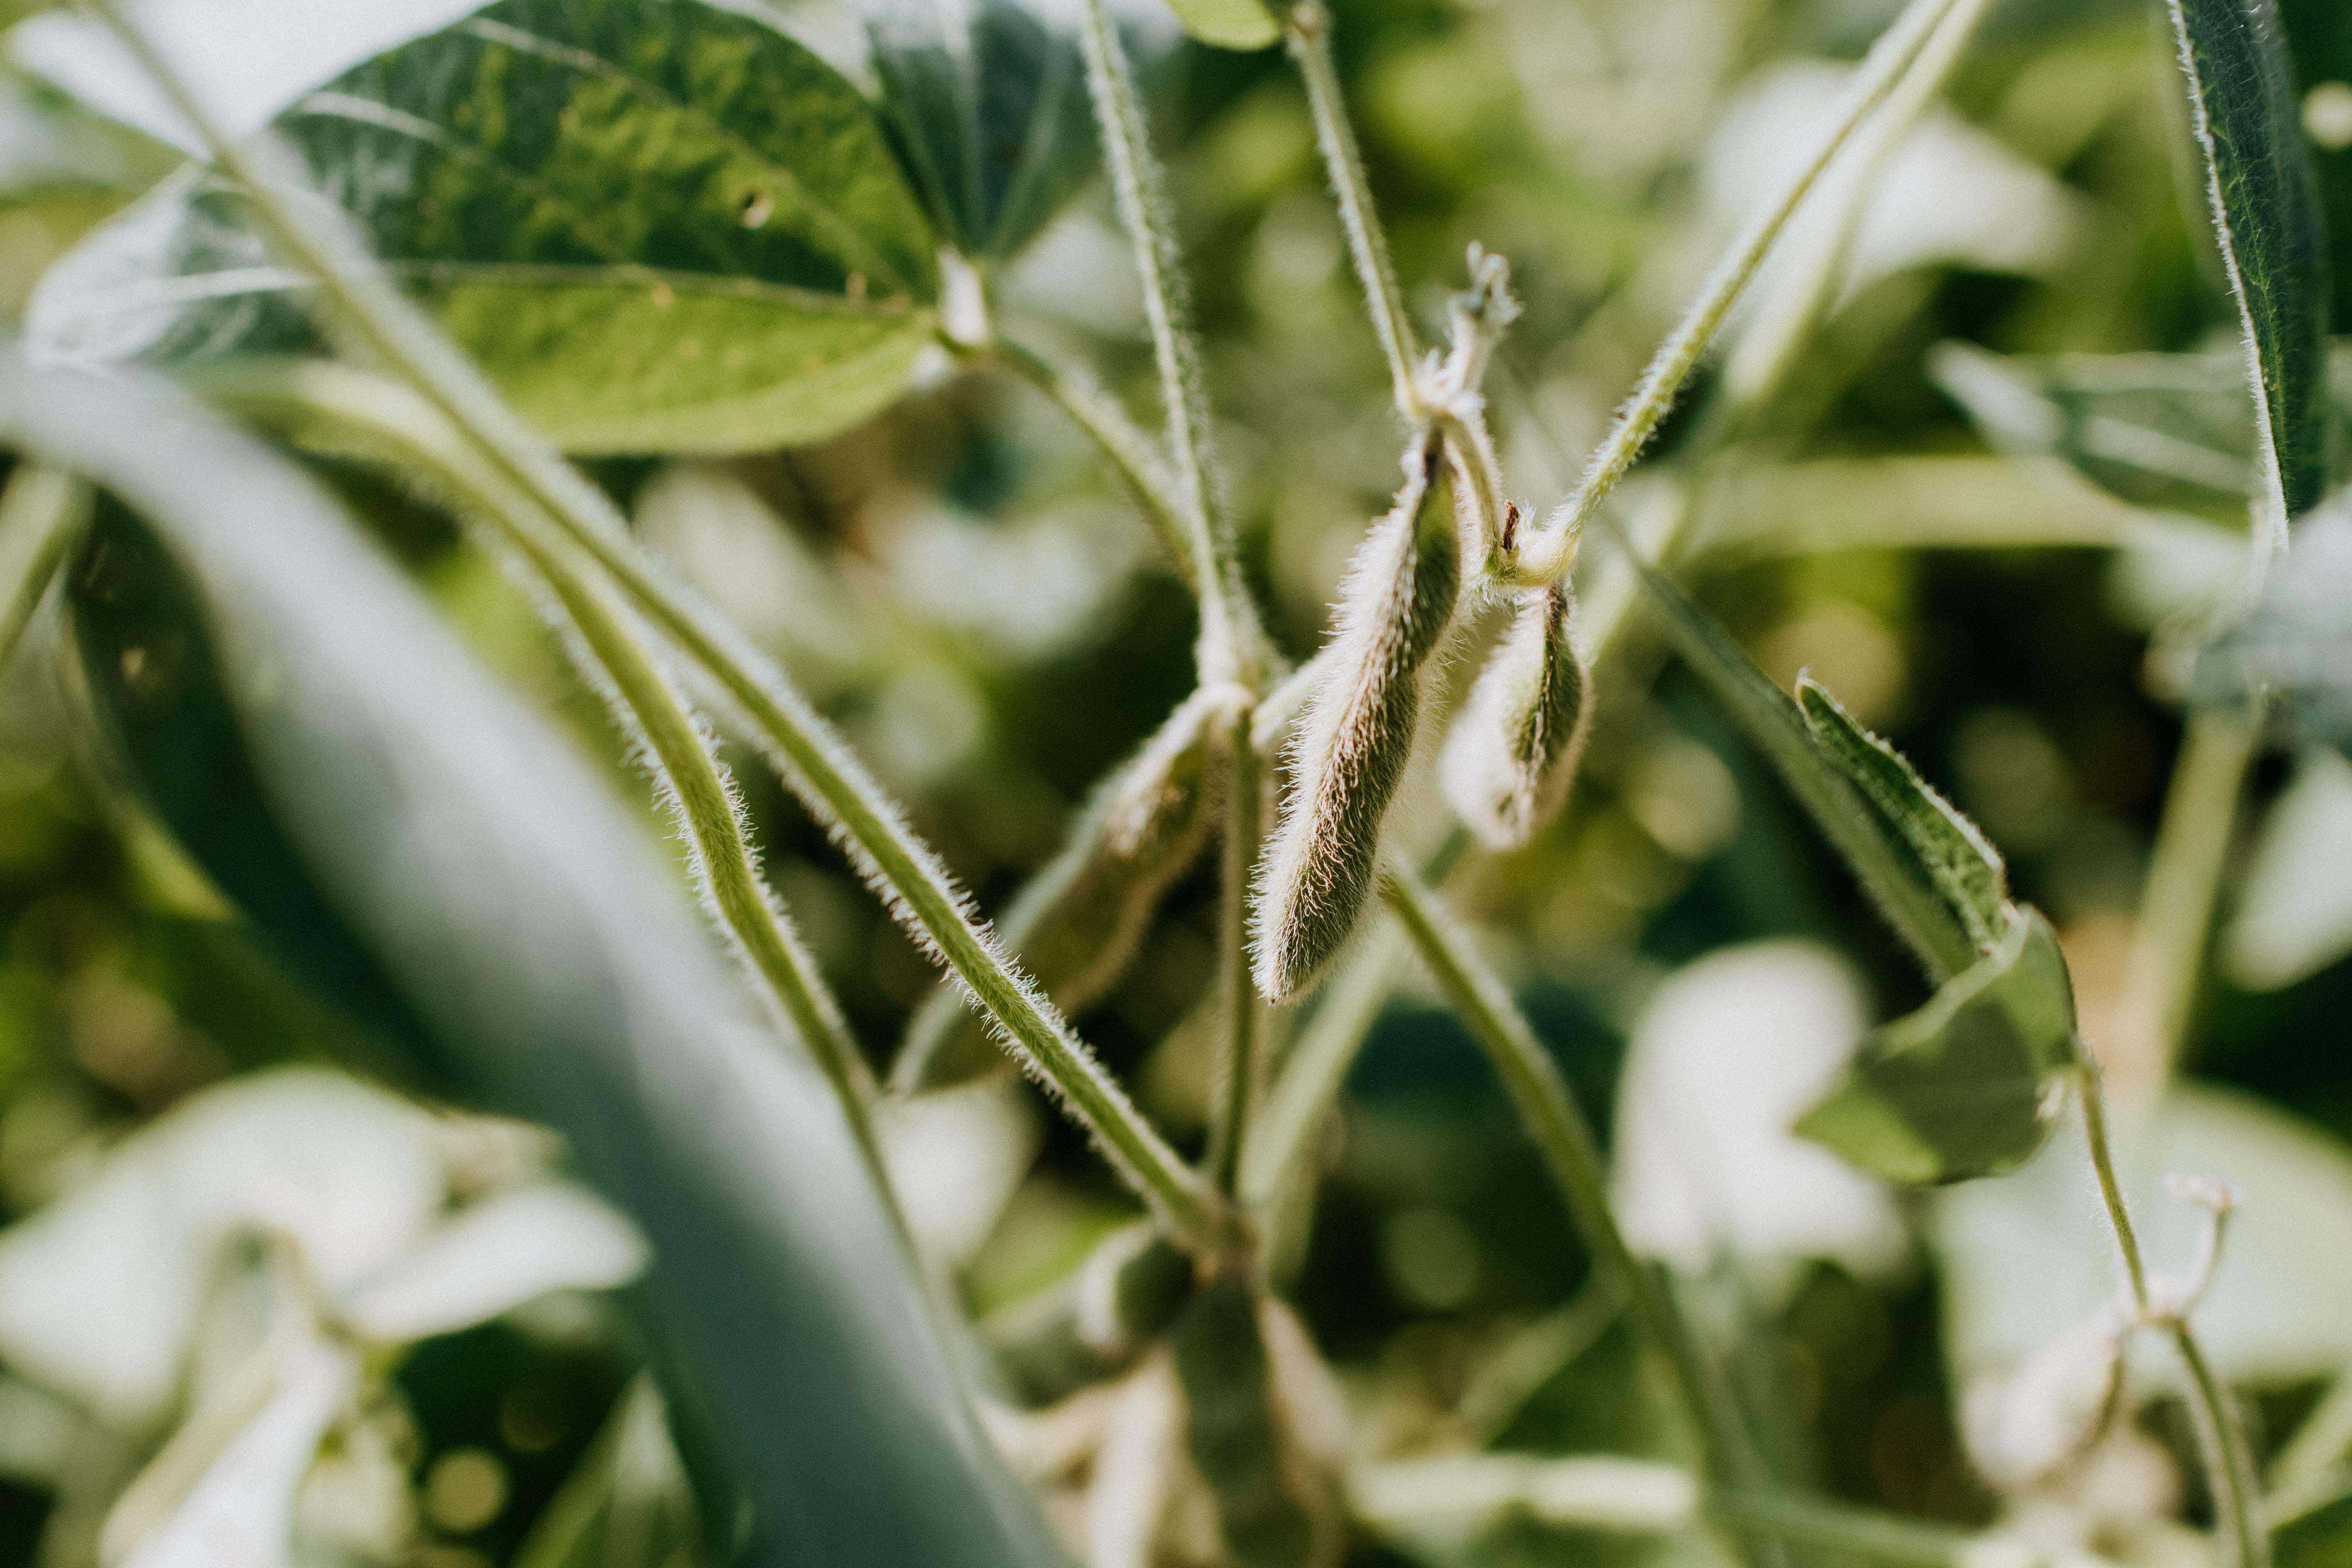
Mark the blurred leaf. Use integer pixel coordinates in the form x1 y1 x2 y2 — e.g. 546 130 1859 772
1937 1081 2352 1388
1171 1274 1338 1568
512 1377 699 1568
2164 0 2332 523
847 0 1096 260
1160 0 1278 52
2225 748 2352 990
4 350 1068 1565
1796 910 2079 1185
28 0 941 453
1930 341 2352 522
983 1221 1194 1407
0 71 171 205
1797 678 2009 953
335 1182 650 1344
2196 490 2352 749
113 1337 358 1568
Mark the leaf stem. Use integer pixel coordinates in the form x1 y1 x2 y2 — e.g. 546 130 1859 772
2077 1069 2268 1568
1285 0 1420 418
199 358 1230 1253
1074 0 1260 686
1208 704 1264 1196
0 466 88 664
1375 861 1759 1493
1517 0 1967 580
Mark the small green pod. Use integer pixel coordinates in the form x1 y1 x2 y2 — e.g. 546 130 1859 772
1439 582 1592 849
1252 444 1461 1001
893 691 1222 1090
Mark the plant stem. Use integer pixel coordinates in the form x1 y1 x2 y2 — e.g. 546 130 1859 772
199 358 1230 1253
1074 0 1259 686
1522 0 1966 580
979 338 1200 597
2106 702 2262 1105
1285 0 1420 418
1208 705 1264 1196
1706 1487 2072 1568
1376 861 1758 1493
2077 1069 2268 1568
0 466 87 664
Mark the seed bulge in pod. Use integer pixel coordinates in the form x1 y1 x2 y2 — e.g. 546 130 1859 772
1439 582 1592 849
1252 442 1460 1001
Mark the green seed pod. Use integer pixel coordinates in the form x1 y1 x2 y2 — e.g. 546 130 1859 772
893 691 1222 1091
1252 444 1461 1001
1439 582 1592 849
984 1221 1198 1407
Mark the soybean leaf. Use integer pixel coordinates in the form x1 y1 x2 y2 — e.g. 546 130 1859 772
2196 491 2352 751
29 0 942 454
848 0 1097 260
2165 0 2331 526
9 348 1067 1567
1623 546 1980 979
1797 678 2009 952
1161 0 1279 52
1796 910 2080 1185
511 1377 699 1568
0 71 173 207
1930 340 2352 522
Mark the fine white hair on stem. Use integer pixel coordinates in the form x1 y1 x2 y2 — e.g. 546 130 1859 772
1440 582 1592 850
1252 438 1461 1002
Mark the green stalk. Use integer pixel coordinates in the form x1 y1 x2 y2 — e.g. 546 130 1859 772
2079 1071 2267 1568
1285 0 1421 417
1375 862 1759 1492
0 466 88 664
1208 705 1265 1196
198 358 1228 1252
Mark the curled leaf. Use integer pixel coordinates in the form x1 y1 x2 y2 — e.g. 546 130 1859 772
1797 910 2081 1185
1439 582 1592 849
894 690 1220 1090
1252 443 1460 1001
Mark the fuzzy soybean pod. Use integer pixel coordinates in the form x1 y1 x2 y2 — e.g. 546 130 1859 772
1253 442 1461 1001
893 691 1222 1090
1439 582 1592 849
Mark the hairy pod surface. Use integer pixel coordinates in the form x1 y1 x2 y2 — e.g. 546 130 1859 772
895 691 1222 1089
1439 582 1592 849
1252 444 1461 1001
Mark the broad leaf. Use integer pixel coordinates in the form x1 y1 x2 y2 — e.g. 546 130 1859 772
1162 0 1279 52
2196 491 2352 751
1797 910 2080 1185
848 0 1097 260
1931 340 2352 522
4 348 1067 1566
0 70 172 206
29 0 942 454
2225 747 2352 989
1797 678 2008 952
2165 0 2332 525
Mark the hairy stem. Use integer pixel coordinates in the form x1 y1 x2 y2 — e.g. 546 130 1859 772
980 338 1200 597
1376 862 1757 1492
1286 0 1420 417
1208 706 1264 1196
200 358 1229 1252
2106 702 2262 1105
0 466 88 664
1074 0 1259 685
2078 1070 2266 1568
1518 0 1967 580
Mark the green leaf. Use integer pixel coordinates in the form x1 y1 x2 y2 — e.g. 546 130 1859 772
1172 1274 1339 1568
847 0 1098 259
1797 678 2009 952
0 70 173 207
2196 490 2352 751
1162 0 1281 52
511 1377 700 1568
5 348 1066 1567
2165 0 2332 525
28 0 942 454
1624 548 1980 980
1797 910 2080 1185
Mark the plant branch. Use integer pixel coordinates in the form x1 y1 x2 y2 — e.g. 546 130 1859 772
0 466 88 664
1208 703 1264 1196
1285 0 1420 418
1376 860 1758 1491
199 357 1230 1253
1075 0 1260 685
